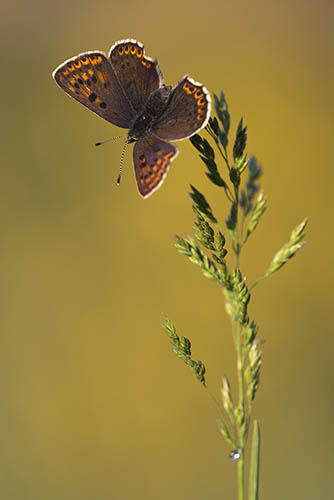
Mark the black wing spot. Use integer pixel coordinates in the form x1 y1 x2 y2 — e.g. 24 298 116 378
92 76 97 84
75 83 80 89
78 78 83 85
100 102 107 109
89 93 97 102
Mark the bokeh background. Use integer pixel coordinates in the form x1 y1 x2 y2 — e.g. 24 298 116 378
1 1 333 498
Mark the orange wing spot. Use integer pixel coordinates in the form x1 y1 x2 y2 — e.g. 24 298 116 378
197 114 204 120
97 71 106 84
118 47 124 55
69 78 76 85
165 152 174 161
194 89 202 99
74 61 81 69
88 69 94 76
130 46 136 55
81 57 90 65
124 45 130 55
82 72 88 80
63 70 69 76
68 64 75 72
155 150 174 170
68 85 75 92
152 165 158 172
91 55 102 65
198 98 205 106
142 59 151 68
78 87 89 97
183 83 196 95
136 48 143 58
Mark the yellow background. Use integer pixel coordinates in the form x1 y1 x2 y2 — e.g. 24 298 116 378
1 1 333 498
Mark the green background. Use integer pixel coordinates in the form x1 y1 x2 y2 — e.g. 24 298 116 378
1 0 333 498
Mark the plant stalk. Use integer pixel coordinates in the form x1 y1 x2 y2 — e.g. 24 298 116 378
236 319 245 500
238 456 245 500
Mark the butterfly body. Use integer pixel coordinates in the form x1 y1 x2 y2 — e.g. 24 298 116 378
128 86 172 140
53 39 211 197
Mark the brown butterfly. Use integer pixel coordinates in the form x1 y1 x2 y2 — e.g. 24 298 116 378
53 39 211 198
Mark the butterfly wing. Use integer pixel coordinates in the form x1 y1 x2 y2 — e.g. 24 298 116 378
153 76 211 141
53 51 136 128
133 134 178 198
109 39 163 114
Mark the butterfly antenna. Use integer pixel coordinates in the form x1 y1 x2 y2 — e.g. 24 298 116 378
95 135 126 147
117 139 130 185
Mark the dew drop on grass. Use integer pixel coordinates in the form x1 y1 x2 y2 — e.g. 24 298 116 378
229 448 242 461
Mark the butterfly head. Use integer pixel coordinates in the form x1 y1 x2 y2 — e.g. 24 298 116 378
128 113 152 140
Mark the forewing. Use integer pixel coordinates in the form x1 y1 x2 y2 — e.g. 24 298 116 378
133 134 178 198
153 76 211 141
53 51 136 128
109 39 163 114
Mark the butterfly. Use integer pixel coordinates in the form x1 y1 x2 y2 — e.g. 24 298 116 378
53 39 211 198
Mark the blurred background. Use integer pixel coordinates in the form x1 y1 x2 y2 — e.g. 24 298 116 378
1 0 333 498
